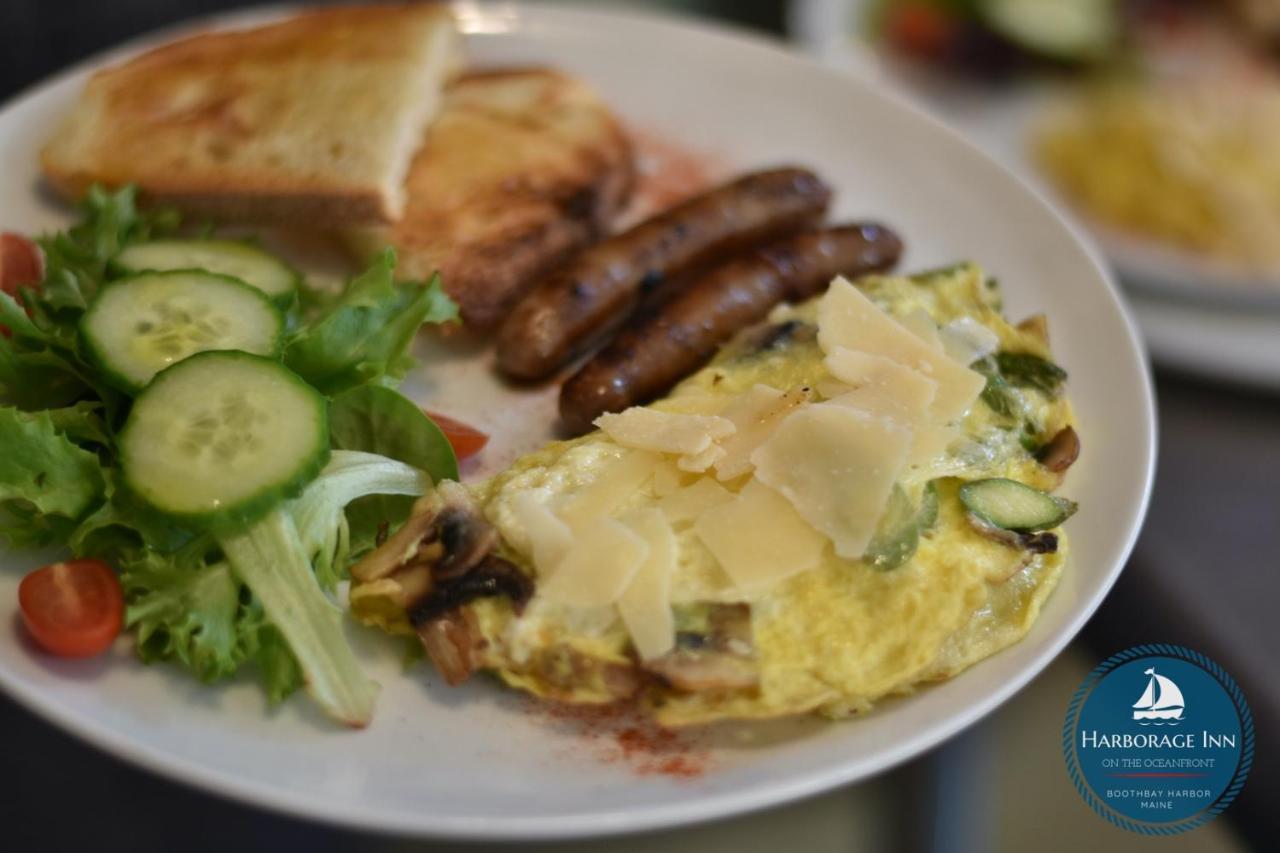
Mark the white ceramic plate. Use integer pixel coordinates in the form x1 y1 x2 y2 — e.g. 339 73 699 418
0 2 1155 840
790 0 1280 315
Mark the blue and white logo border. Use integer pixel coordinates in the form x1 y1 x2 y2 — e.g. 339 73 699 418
1062 643 1254 835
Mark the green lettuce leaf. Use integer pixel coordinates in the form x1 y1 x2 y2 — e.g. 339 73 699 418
0 336 90 410
0 290 45 341
69 469 193 562
284 249 457 394
121 546 304 701
0 406 104 546
329 385 458 482
288 449 432 590
43 401 112 447
29 185 179 340
240 605 305 704
218 508 380 726
0 184 174 412
328 385 457 556
123 549 244 683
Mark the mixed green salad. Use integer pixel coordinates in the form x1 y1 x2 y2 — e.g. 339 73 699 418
0 186 461 726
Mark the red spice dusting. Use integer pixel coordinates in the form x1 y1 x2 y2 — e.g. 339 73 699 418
619 127 728 227
525 697 711 779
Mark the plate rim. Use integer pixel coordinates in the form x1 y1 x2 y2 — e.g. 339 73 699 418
0 0 1157 839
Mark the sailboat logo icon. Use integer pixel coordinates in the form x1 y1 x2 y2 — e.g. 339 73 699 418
1133 667 1185 724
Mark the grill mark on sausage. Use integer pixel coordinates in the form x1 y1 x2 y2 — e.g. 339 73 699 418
496 167 832 380
558 222 903 433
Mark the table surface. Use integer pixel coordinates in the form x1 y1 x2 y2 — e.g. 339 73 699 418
1 1 1275 850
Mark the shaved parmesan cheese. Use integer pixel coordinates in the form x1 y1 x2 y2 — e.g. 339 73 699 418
751 404 912 559
540 515 649 607
650 460 687 497
617 508 677 660
823 347 938 423
694 479 827 592
678 443 725 473
907 424 962 468
814 378 852 400
658 476 733 524
939 317 999 366
559 449 657 523
510 491 571 577
817 278 986 422
596 407 735 456
901 308 942 349
713 384 811 481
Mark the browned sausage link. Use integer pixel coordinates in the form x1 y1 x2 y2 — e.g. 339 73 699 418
558 223 903 433
496 168 832 380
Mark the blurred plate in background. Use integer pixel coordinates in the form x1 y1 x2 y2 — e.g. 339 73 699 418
790 0 1280 386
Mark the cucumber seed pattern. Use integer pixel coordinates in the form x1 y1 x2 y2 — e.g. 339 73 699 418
177 393 269 465
132 297 234 364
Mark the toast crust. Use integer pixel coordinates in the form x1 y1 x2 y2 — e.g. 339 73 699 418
41 4 462 225
350 67 635 329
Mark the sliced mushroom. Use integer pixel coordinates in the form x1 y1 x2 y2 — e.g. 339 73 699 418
350 481 534 685
644 653 759 692
352 482 497 585
642 604 759 692
350 498 439 582
966 513 1060 554
1036 425 1080 473
408 555 533 625
418 609 484 686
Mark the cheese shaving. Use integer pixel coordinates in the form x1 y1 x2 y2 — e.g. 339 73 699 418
751 403 912 559
817 277 986 422
596 407 736 456
540 515 649 607
694 479 827 593
617 508 677 660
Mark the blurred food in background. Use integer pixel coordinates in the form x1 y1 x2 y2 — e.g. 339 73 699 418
868 0 1279 74
860 0 1280 285
874 0 1117 70
1035 81 1280 276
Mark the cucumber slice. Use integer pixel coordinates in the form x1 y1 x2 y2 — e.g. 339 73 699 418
81 271 283 393
120 351 329 528
959 478 1077 532
979 0 1117 62
112 239 299 302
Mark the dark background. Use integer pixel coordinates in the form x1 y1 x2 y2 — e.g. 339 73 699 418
1 2 1274 850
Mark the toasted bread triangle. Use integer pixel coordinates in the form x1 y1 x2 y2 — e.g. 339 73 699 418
347 68 634 329
41 4 462 225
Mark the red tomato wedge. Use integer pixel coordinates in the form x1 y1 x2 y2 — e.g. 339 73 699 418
1 233 42 297
18 560 124 658
1 233 42 338
425 411 489 461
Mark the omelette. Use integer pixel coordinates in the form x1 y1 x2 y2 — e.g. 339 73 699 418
350 263 1079 726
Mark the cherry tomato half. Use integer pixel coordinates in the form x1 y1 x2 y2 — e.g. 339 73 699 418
0 233 42 298
425 411 489 461
18 559 123 658
0 233 42 338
